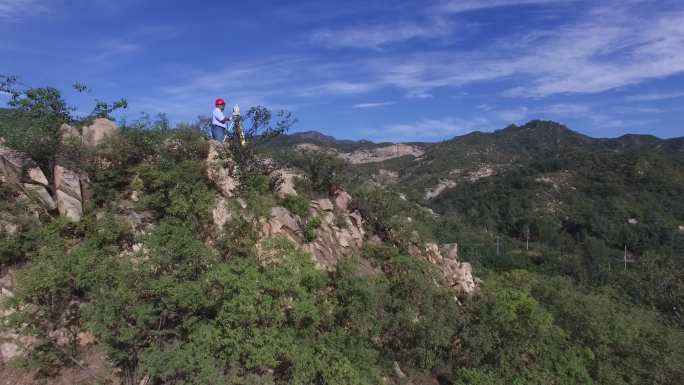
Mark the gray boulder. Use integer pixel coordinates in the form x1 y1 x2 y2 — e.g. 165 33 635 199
0 144 49 186
82 118 118 147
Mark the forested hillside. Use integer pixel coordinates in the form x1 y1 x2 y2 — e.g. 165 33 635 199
1 79 683 385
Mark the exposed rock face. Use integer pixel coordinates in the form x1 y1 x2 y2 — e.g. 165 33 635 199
425 179 457 199
276 169 300 197
206 142 238 198
212 197 232 230
22 183 57 211
54 165 87 221
409 242 478 295
293 142 424 164
312 198 334 212
0 125 96 221
260 192 366 270
293 143 334 154
375 169 399 183
0 143 57 215
440 243 458 260
334 190 351 211
261 207 300 243
465 165 495 182
59 123 81 144
82 118 118 147
0 268 21 364
55 191 82 221
342 144 424 164
442 259 478 295
0 144 49 186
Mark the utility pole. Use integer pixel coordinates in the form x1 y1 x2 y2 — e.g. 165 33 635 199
624 245 627 271
522 224 530 251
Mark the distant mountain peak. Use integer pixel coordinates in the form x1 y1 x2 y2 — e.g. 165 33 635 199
290 130 338 142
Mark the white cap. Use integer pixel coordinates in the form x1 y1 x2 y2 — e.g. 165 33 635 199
232 105 240 115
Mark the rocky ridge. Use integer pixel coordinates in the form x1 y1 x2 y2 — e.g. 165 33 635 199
293 142 424 164
205 142 478 294
0 126 479 376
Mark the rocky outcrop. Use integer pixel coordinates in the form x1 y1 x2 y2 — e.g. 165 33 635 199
294 142 424 164
22 183 57 211
303 198 366 270
0 143 56 214
206 142 238 198
465 165 495 182
0 144 49 186
276 169 300 197
408 242 478 295
259 191 366 271
59 123 81 144
440 243 458 260
82 118 118 147
0 267 22 364
212 197 232 230
342 144 424 164
334 190 352 211
53 165 89 222
425 179 457 199
0 119 111 222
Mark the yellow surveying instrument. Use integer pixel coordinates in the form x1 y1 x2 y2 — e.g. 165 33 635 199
225 105 246 146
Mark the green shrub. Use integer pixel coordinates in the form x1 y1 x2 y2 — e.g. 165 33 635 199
281 194 310 217
304 216 321 242
216 216 259 259
135 159 214 229
4 214 128 375
289 150 348 196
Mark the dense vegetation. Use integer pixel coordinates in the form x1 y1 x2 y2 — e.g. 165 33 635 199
1 80 683 385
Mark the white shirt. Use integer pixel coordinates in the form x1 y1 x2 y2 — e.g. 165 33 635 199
212 107 229 128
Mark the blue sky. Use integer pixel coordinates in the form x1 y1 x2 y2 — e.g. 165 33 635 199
2 0 683 142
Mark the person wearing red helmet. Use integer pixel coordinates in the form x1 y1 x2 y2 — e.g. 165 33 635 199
211 98 230 141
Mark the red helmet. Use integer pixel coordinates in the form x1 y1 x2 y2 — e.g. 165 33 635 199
215 98 225 106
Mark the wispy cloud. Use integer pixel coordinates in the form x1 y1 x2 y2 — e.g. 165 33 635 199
496 107 529 122
0 0 48 20
364 116 493 141
506 7 684 96
310 1 684 99
308 81 378 95
353 101 396 108
150 1 684 119
438 0 576 14
537 103 591 115
312 18 452 49
625 91 684 102
91 39 141 62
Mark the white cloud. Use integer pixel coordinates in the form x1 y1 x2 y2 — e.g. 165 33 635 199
352 101 396 108
146 0 684 128
311 81 377 95
438 0 575 14
317 2 684 99
405 90 434 99
91 39 141 62
510 8 684 96
365 116 493 141
625 91 684 102
496 107 529 122
312 19 452 49
537 103 591 115
0 0 48 20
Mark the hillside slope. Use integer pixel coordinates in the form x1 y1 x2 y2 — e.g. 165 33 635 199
2 88 684 385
